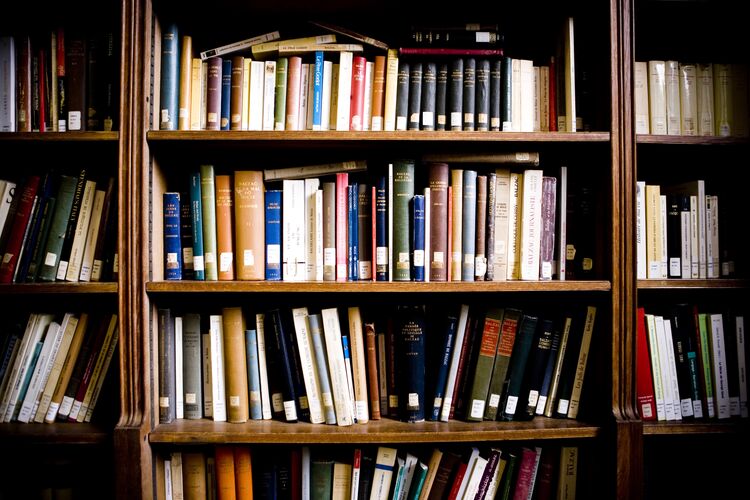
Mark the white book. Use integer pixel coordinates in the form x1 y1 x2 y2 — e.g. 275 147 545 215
302 446 311 500
248 60 265 130
291 307 325 424
519 169 543 280
78 189 106 282
696 63 714 136
298 62 310 129
663 319 689 419
363 61 375 131
563 17 576 132
17 321 62 423
174 316 184 419
164 459 173 500
33 314 79 422
315 189 324 281
665 60 681 135
170 452 184 500
659 195 668 278
262 60 277 130
0 180 16 233
0 36 16 131
305 178 321 281
713 63 732 137
462 455 488 500
506 172 523 280
645 314 666 421
396 453 419 500
321 307 354 426
736 316 748 418
634 61 650 134
709 313 731 419
282 179 306 281
654 316 677 421
455 447 480 500
241 59 252 130
440 304 470 421
321 60 334 131
202 332 212 418
648 60 667 135
209 315 227 422
706 195 720 278
635 181 647 279
369 446 398 500
335 52 353 131
347 307 369 423
63 179 97 281
519 59 534 132
255 313 272 420
308 313 336 424
511 58 522 132
679 63 698 136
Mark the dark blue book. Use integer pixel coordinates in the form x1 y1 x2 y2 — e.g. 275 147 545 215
475 58 490 131
395 60 410 130
429 311 458 420
159 23 180 130
265 189 282 281
448 58 464 130
461 170 477 281
267 309 299 422
188 171 205 280
18 172 56 282
375 175 388 281
412 194 425 282
435 62 448 131
407 62 422 130
163 192 182 280
220 58 232 130
348 183 359 281
280 309 310 422
500 313 539 421
398 305 426 422
490 58 502 131
179 191 194 280
462 57 476 131
519 318 555 420
254 457 278 499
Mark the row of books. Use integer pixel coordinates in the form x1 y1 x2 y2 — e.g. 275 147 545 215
636 305 747 421
634 60 749 137
635 180 723 280
157 302 597 426
0 170 118 284
0 31 118 133
158 17 578 133
160 444 578 500
0 311 119 424
163 158 591 283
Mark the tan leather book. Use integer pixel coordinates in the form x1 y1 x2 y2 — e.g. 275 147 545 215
370 55 387 131
233 170 264 280
182 452 207 500
234 446 253 500
365 321 381 420
178 35 193 130
230 56 244 130
215 174 235 280
222 307 249 423
214 446 236 500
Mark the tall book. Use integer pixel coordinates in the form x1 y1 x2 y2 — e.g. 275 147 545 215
159 23 179 130
158 308 176 424
199 165 218 280
466 308 503 421
566 305 597 419
163 192 183 280
215 174 235 280
234 170 265 280
398 306 427 422
500 313 538 421
392 160 415 281
222 307 249 423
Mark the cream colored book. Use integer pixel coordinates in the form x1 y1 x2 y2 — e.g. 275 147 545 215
369 446 398 500
78 188 106 282
178 36 193 130
563 16 576 132
696 63 714 136
347 306 369 423
678 63 698 136
321 307 354 426
383 49 399 131
665 60 681 135
43 313 88 423
320 60 334 131
332 462 352 500
645 184 662 279
647 60 667 134
78 314 120 422
335 52 353 131
16 321 62 423
248 60 265 131
450 168 464 281
713 63 733 137
519 59 534 132
557 447 578 500
209 314 227 422
262 60 276 130
519 169 543 280
567 305 597 419
241 58 252 130
33 314 78 422
64 179 97 281
492 168 511 281
634 61 650 134
291 307 325 424
251 34 336 59
278 43 363 56
506 172 524 280
635 181 647 279
189 58 203 130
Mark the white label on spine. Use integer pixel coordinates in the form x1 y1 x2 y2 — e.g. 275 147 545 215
470 400 485 419
243 250 254 266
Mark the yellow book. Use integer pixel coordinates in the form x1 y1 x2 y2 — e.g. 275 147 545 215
383 49 399 131
251 34 336 59
178 35 193 130
189 58 203 130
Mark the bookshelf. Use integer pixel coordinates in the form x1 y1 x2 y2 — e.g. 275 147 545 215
0 1 125 498
627 0 750 498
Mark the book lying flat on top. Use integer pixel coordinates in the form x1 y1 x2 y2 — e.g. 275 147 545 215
421 152 540 165
263 160 367 181
277 43 364 55
200 30 281 60
308 21 389 50
398 47 503 56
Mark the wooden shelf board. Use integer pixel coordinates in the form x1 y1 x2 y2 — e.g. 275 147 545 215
643 420 749 436
636 134 748 146
0 131 119 142
146 280 612 293
637 279 748 290
149 417 601 444
0 422 111 445
147 130 610 143
0 282 118 294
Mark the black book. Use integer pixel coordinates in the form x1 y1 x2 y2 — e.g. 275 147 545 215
86 34 101 130
101 31 118 131
462 57 476 131
501 56 513 131
534 321 563 417
668 304 699 419
448 58 463 130
490 58 502 131
500 313 538 421
357 448 377 500
666 193 682 278
55 167 88 281
475 58 490 131
157 308 176 424
396 60 410 131
266 309 300 422
553 312 585 418
408 62 423 131
421 62 437 131
281 308 310 422
435 62 448 131
519 318 555 420
262 311 292 421
409 29 503 47
398 305 427 422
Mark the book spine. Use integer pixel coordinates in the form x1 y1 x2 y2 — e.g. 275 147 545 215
413 194 425 282
199 165 218 280
501 314 538 421
435 62 448 131
357 184 372 280
350 55 367 130
475 59 490 131
188 171 205 280
375 175 388 281
392 160 415 281
365 322 381 420
420 62 437 131
501 56 512 130
383 49 399 131
395 61 410 131
158 308 176 423
408 62 423 130
159 24 179 130
336 173 349 281
474 175 487 280
461 170 477 281
466 309 503 421
490 59 502 131
265 190 282 281
448 58 464 130
371 55 386 131
163 192 183 280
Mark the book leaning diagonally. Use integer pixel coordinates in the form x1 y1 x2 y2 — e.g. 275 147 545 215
263 160 367 182
200 31 280 60
309 21 389 50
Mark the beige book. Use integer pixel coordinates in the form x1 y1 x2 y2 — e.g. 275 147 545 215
519 59 534 132
665 60 681 135
291 307 325 424
278 43 363 56
506 172 524 280
645 184 662 279
248 60 265 131
696 63 714 136
713 63 733 137
241 58 252 130
417 448 443 500
33 314 79 422
200 60 208 129
492 168 511 281
383 49 399 131
304 178 321 281
251 34 336 59
78 189 106 282
511 58 522 131
170 452 184 500
519 169 543 280
234 170 265 280
566 306 597 419
43 313 89 423
634 61 650 134
262 60 276 130
74 313 119 422
450 168 464 281
540 65 550 132
563 16 576 132
647 60 667 134
556 447 578 500
178 36 193 130
17 321 62 423
332 462 353 500
321 308 354 426
347 307 369 423
189 58 203 130
221 307 249 423
679 63 698 135
64 179 97 281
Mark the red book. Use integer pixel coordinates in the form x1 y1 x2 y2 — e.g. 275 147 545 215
512 447 542 500
636 307 657 420
206 57 223 130
449 312 473 420
285 56 302 130
336 172 348 281
290 448 302 500
349 55 367 130
399 47 503 56
548 56 558 131
446 461 468 500
0 175 41 283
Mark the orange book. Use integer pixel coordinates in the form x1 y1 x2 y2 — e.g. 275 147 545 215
215 446 237 500
285 56 303 130
365 321 381 419
222 307 249 423
233 170 265 280
370 55 386 131
234 447 253 500
215 174 235 280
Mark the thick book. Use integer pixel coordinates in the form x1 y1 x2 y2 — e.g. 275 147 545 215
429 311 459 421
263 160 367 182
234 170 265 280
291 308 325 424
475 59 490 131
214 174 234 280
264 189 282 281
158 308 176 424
163 192 182 280
391 160 415 281
500 313 538 421
466 308 503 421
462 57 476 130
321 308 354 426
447 58 464 131
369 446 398 500
0 175 40 283
181 313 202 419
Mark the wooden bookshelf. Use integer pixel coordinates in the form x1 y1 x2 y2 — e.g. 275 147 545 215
0 422 112 445
643 420 750 436
0 132 119 142
0 283 118 294
637 279 749 290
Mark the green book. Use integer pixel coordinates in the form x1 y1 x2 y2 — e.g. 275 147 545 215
274 57 289 130
697 312 715 418
310 457 334 499
484 308 522 420
406 461 428 500
498 450 518 500
199 164 218 281
25 195 56 282
391 159 414 281
35 175 78 282
466 308 504 421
